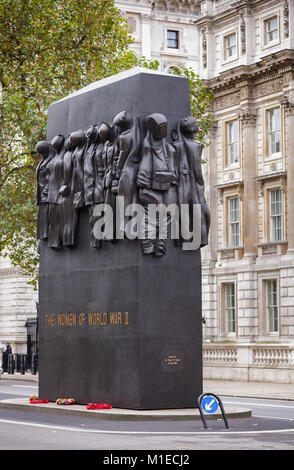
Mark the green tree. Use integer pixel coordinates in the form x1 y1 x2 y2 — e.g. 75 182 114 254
165 65 215 147
0 0 136 286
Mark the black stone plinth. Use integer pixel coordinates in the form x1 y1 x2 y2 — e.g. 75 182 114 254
38 68 202 409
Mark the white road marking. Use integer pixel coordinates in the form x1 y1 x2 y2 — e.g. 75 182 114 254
254 415 294 421
223 401 294 409
0 417 294 436
12 385 38 389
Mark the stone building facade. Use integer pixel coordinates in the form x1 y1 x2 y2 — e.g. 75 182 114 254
196 0 294 382
0 256 37 354
116 0 201 72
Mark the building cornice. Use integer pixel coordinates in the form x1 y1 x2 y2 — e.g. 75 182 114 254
204 49 294 92
194 0 282 27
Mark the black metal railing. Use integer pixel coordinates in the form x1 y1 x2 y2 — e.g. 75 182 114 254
2 353 38 375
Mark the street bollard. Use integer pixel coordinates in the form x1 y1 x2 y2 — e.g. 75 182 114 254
20 354 25 375
31 354 37 375
8 354 14 374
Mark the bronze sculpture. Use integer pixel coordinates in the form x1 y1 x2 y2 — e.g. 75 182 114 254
69 129 87 210
102 123 119 242
36 113 209 254
47 134 65 250
172 116 210 246
84 124 105 248
83 125 99 206
38 71 206 411
36 140 53 241
113 111 141 238
137 113 177 256
58 134 79 248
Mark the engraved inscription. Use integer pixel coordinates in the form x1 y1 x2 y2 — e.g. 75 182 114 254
164 355 181 366
44 312 129 327
161 349 184 373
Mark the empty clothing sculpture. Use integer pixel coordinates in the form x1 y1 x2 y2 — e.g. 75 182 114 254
36 112 210 256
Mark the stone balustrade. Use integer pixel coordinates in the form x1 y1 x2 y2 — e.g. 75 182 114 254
203 342 294 383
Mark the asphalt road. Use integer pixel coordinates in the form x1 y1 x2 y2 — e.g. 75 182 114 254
0 380 294 452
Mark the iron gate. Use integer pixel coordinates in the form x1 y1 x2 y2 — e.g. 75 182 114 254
25 316 39 371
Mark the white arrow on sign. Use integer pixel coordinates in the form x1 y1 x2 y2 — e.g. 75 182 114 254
204 398 216 411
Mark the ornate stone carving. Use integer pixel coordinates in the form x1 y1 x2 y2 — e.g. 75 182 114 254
201 28 207 69
141 13 151 23
256 171 287 196
216 180 244 203
283 0 289 38
214 16 239 31
213 91 241 110
239 107 257 128
281 95 294 116
255 78 284 98
240 12 246 55
254 0 282 14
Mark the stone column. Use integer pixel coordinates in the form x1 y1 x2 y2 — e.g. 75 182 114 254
283 97 294 253
141 14 151 60
202 123 218 341
202 122 218 263
201 22 215 80
239 6 254 65
240 107 257 258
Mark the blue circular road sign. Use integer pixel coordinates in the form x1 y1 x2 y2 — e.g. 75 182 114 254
201 395 219 414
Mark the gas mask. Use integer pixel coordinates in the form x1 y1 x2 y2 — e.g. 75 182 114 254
146 113 168 140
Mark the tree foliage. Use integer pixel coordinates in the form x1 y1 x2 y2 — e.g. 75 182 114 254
0 0 136 286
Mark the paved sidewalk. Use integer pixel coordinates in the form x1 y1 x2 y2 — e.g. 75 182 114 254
0 372 38 383
1 372 294 401
1 373 294 421
204 379 294 401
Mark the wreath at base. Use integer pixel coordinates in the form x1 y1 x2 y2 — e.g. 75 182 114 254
56 398 76 405
29 394 49 404
86 403 112 410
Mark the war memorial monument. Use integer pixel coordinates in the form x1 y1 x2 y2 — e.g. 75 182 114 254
36 67 210 409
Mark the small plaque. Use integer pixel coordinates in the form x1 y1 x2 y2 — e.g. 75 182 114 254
161 348 184 373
